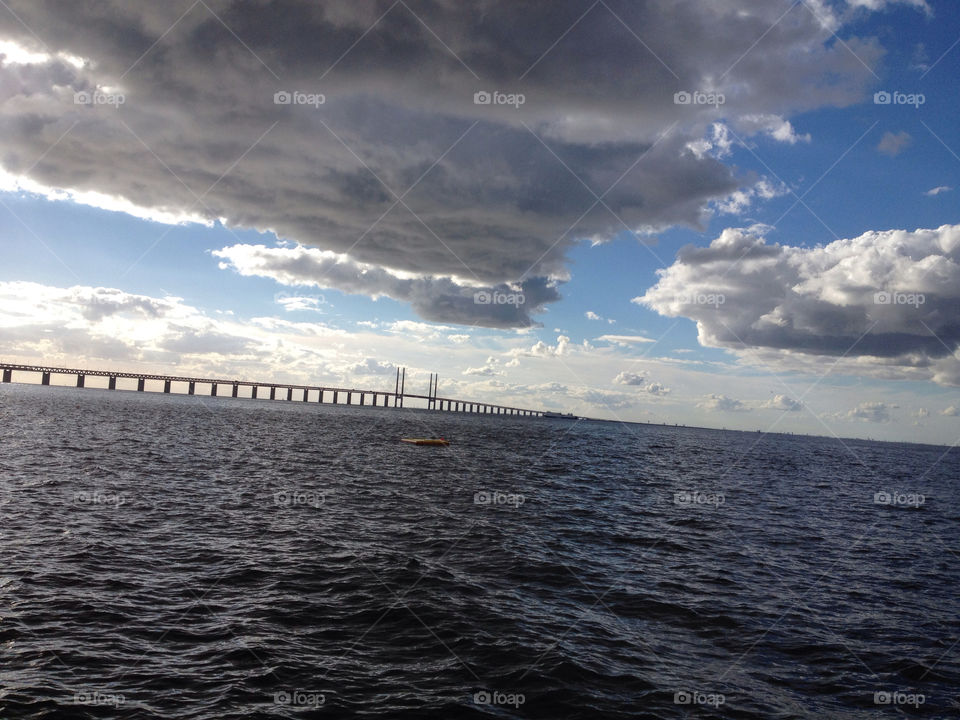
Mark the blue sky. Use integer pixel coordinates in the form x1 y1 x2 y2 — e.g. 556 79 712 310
1 0 959 443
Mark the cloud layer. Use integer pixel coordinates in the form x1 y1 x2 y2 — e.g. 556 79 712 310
638 224 960 385
0 0 890 325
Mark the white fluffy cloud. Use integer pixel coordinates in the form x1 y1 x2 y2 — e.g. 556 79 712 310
763 394 804 412
464 357 502 376
638 223 960 386
735 114 811 145
846 401 896 423
877 131 912 157
698 394 749 412
613 371 646 385
612 371 671 395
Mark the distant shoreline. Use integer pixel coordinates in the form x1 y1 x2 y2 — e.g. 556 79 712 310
1 381 951 450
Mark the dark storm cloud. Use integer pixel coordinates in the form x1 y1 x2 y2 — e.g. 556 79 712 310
212 243 559 328
0 0 886 325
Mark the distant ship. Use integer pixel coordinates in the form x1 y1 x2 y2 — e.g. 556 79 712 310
542 411 577 419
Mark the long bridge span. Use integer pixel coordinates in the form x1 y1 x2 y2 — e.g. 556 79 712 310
0 362 546 417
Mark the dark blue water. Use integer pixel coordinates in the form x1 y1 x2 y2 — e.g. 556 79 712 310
1 384 958 718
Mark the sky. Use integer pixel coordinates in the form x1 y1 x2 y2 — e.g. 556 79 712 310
0 0 959 444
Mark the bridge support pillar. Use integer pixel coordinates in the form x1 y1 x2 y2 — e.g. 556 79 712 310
347 392 352 405
232 383 238 398
270 386 276 400
333 390 339 403
188 382 195 395
2 369 10 383
108 376 116 390
318 389 324 403
303 388 308 402
211 383 218 397
287 387 293 401
41 372 50 386
252 386 258 399
360 393 365 406
76 374 85 388
383 394 388 407
164 380 171 393
137 378 145 392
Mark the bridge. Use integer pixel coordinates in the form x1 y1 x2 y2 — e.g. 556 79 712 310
0 362 545 417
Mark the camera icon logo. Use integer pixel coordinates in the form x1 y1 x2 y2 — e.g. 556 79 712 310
873 291 891 304
674 691 692 704
473 691 491 704
274 91 292 105
474 491 491 505
474 91 492 105
74 91 92 105
874 491 892 505
473 290 492 304
874 91 891 105
874 691 891 704
674 91 692 105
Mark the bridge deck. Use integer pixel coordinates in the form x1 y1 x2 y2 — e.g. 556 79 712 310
0 362 544 416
